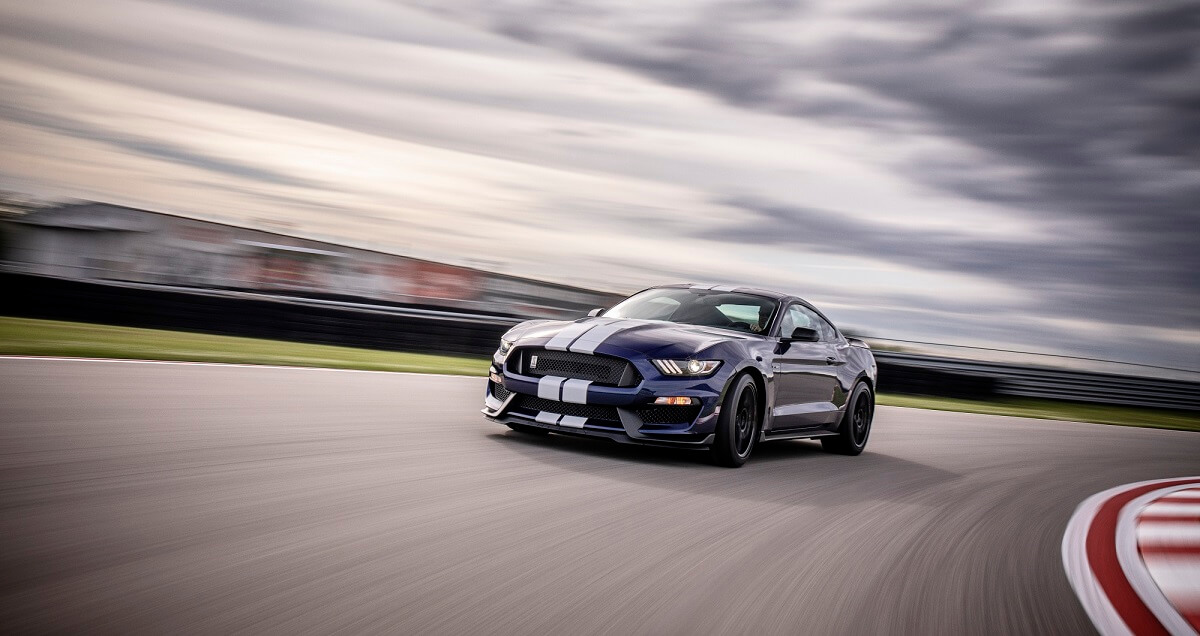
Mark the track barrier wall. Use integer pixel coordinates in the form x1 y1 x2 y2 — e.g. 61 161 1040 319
3 272 1197 411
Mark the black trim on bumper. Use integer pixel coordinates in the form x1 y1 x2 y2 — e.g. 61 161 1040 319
484 410 715 448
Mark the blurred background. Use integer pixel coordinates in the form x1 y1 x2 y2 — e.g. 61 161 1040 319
0 0 1197 395
2 4 1200 635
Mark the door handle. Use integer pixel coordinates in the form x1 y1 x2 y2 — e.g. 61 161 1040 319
825 357 838 365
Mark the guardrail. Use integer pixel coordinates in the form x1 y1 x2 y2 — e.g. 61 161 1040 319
3 272 1196 411
873 351 1200 411
0 272 519 356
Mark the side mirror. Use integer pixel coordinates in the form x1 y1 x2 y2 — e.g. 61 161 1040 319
783 326 819 342
587 308 605 317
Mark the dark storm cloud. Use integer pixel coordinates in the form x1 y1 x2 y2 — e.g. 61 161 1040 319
705 196 1199 329
815 3 1200 252
418 0 1200 318
707 197 1117 289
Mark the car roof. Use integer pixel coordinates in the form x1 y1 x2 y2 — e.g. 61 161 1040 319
651 283 796 303
642 283 840 333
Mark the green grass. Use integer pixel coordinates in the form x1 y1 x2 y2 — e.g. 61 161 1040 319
877 393 1200 433
0 317 489 376
1 316 1195 432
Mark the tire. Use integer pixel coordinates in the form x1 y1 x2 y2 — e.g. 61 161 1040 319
710 374 760 468
821 382 874 456
506 423 550 436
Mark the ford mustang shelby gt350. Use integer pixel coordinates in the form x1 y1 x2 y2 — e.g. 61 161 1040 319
482 284 877 467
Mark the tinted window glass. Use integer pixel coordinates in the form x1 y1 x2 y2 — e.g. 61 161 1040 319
778 305 808 339
780 304 837 341
606 288 778 334
816 316 838 341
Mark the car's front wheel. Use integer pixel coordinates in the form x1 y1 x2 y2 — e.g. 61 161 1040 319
821 381 874 455
710 374 759 467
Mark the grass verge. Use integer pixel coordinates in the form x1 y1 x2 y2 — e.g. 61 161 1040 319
0 317 489 376
1 316 1195 432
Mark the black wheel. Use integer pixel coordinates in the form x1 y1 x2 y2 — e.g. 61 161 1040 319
506 423 550 436
711 374 760 467
821 382 874 456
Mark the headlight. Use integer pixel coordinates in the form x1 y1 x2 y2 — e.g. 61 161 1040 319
498 338 515 357
652 359 722 376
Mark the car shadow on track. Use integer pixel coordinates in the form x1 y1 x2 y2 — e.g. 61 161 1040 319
487 430 961 507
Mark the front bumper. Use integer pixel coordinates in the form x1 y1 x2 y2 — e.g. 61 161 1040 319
482 362 727 447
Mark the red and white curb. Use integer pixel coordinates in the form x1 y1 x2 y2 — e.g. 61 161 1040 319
1063 477 1200 635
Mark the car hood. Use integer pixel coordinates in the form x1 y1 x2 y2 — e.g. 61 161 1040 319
504 317 755 359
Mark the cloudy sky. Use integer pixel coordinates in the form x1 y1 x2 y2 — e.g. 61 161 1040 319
0 0 1197 370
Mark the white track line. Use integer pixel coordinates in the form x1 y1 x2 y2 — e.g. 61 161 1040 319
0 355 482 379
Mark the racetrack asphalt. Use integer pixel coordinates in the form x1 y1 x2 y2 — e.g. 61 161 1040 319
2 358 1198 635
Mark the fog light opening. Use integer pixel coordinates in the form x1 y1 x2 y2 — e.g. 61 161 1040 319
654 396 698 406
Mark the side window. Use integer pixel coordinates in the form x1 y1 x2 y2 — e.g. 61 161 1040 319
778 306 794 338
779 304 812 338
782 304 836 341
816 316 838 341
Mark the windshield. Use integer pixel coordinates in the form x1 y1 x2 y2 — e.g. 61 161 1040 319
605 288 778 335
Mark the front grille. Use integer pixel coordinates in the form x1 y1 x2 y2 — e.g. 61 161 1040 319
512 394 620 423
509 348 641 387
634 404 702 425
491 383 511 401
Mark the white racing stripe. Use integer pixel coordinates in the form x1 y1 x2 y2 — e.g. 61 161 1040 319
537 376 567 400
568 322 632 354
561 379 591 404
545 319 611 351
558 415 587 428
532 411 585 428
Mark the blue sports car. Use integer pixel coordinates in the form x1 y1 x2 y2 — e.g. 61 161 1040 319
483 284 877 466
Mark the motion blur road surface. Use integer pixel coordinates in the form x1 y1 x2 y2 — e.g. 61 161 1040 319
2 359 1198 635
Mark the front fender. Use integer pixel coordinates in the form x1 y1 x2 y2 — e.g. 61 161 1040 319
718 358 774 431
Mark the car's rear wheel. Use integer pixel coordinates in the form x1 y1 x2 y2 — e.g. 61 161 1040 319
821 382 873 456
506 423 550 436
711 374 759 467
